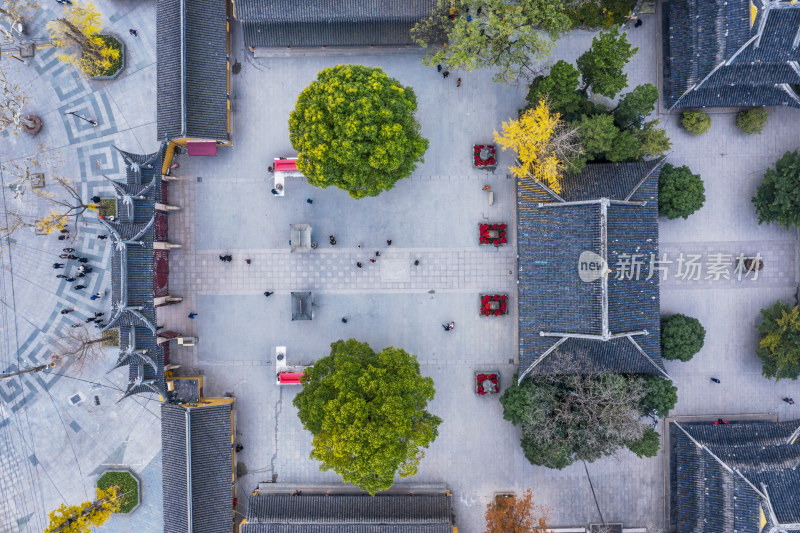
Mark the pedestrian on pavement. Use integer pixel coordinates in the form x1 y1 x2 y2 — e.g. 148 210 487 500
70 323 82 328
55 0 73 4
387 239 392 246
634 18 643 27
375 251 380 257
710 377 721 384
329 235 336 245
443 70 450 78
85 317 96 323
188 312 197 319
370 258 376 264
784 397 795 405
66 277 77 282
449 321 455 330
83 267 93 273
225 255 232 262
63 248 75 253
268 166 274 173
95 322 106 328
74 273 84 279
59 254 69 259
94 312 104 317
235 444 244 452
78 257 89 263
67 255 77 260
219 255 226 262
245 259 251 265
456 77 462 87
52 263 64 269
271 188 279 195
60 308 75 314
357 243 362 249
97 235 107 240
341 317 348 323
263 291 273 297
442 323 452 331
78 265 86 272
90 294 100 301
60 228 69 234
129 28 138 36
58 235 68 240
73 284 86 290
414 260 420 266
306 198 313 204
311 241 318 249
56 274 67 279
437 64 442 72
356 262 363 268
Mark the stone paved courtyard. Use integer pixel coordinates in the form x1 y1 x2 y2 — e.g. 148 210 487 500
0 2 798 533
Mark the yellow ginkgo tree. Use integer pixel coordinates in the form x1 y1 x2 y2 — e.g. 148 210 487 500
45 486 121 533
493 99 582 195
47 1 121 77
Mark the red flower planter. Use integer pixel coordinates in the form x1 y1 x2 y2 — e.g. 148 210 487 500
473 144 497 169
480 294 509 316
476 372 500 395
479 223 507 246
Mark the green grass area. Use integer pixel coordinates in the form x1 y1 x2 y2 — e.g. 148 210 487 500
102 328 119 347
97 471 138 513
567 0 635 28
99 198 116 217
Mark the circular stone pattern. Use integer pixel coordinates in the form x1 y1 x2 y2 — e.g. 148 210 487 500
97 470 140 513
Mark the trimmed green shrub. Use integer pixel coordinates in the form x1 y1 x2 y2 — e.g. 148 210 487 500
755 301 800 381
97 471 138 513
752 150 800 229
736 107 768 135
639 376 678 417
626 427 660 458
661 313 706 361
658 163 706 219
681 110 711 135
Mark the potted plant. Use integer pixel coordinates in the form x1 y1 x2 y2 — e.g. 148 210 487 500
479 223 507 246
476 372 500 395
473 144 497 169
480 294 508 316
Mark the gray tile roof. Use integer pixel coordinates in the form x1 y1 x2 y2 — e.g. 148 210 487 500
240 493 454 533
157 0 229 140
669 420 800 533
104 145 167 400
162 402 234 533
517 161 666 380
662 0 800 109
235 0 437 47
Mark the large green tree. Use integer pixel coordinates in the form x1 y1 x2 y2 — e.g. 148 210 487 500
660 313 706 362
288 65 429 199
576 26 637 98
525 60 584 119
412 0 571 83
613 84 658 130
293 339 442 494
658 163 706 220
500 373 654 469
755 301 800 381
752 150 800 229
639 376 678 417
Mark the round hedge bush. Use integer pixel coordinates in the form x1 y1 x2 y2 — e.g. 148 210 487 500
97 471 138 513
661 313 706 362
681 110 711 135
736 107 768 135
658 163 706 220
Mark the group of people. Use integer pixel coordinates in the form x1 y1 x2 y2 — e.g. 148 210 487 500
54 230 108 329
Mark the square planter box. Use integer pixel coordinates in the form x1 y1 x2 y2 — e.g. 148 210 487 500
475 371 500 396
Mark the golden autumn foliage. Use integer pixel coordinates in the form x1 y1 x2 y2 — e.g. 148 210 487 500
44 486 121 533
493 100 582 195
484 490 551 533
48 1 121 77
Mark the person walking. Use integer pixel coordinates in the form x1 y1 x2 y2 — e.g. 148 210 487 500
77 265 86 273
129 28 138 36
245 259 251 265
356 262 363 268
60 308 75 315
219 255 227 262
63 248 75 253
85 317 96 323
55 0 73 5
442 71 450 78
784 397 795 405
97 235 108 240
271 188 279 195
74 273 84 279
52 263 64 269
66 254 77 260
83 267 93 273
56 274 67 279
437 64 442 72
73 284 86 290
341 317 348 323
386 239 392 246
442 322 454 331
306 198 313 204
58 235 68 240
224 255 232 262
90 294 100 301
710 377 721 384
77 257 89 263
414 259 420 266
329 235 336 245
188 312 197 319
369 258 376 264
66 276 77 282
456 77 462 87
263 291 273 297
70 323 83 328
94 312 104 317
59 254 69 259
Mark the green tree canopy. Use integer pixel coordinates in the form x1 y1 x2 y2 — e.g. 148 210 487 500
613 83 658 130
500 373 654 469
576 26 637 98
658 163 706 220
288 65 429 199
661 313 706 361
626 427 660 458
680 110 711 135
412 0 571 83
752 150 800 229
755 301 800 381
293 339 441 494
639 375 678 417
525 60 583 119
635 119 672 159
737 107 768 135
